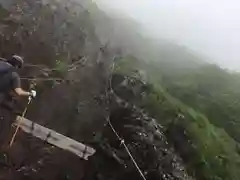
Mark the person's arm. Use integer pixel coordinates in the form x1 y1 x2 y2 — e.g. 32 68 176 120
14 87 31 96
12 72 31 97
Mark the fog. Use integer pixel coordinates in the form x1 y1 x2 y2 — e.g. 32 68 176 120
94 0 240 70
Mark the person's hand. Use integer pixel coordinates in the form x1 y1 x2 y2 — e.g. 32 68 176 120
30 90 36 98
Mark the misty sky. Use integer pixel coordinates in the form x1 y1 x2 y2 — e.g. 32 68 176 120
95 0 240 70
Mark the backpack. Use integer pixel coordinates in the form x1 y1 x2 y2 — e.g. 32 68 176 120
0 61 14 76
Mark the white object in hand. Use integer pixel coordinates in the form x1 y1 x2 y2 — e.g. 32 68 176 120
30 90 36 98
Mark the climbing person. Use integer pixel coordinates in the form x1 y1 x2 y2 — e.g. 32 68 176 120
0 55 36 149
0 55 36 100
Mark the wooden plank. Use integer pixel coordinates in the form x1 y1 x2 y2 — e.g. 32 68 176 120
15 116 96 160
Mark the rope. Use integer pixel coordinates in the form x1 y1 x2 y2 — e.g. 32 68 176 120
20 77 64 81
9 97 32 147
105 61 147 180
24 57 87 71
24 64 47 68
107 118 147 180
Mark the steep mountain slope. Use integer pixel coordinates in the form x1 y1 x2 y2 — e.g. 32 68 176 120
0 0 239 180
0 0 196 180
114 57 240 180
0 0 111 141
88 2 207 70
160 65 240 143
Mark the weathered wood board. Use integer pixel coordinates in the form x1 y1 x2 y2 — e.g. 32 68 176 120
15 116 96 160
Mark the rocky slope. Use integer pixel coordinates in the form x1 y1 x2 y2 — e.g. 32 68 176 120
0 73 195 180
0 0 195 179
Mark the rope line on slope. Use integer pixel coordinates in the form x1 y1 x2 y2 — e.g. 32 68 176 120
107 118 147 180
9 97 32 147
24 57 87 71
106 62 147 180
20 77 64 81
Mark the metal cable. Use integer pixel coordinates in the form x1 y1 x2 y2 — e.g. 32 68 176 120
107 118 147 180
106 62 147 180
20 77 64 81
9 97 32 147
24 57 87 71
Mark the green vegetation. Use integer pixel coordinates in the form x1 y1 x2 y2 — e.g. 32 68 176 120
55 59 68 75
0 4 9 20
160 65 240 143
115 56 240 180
143 85 240 180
